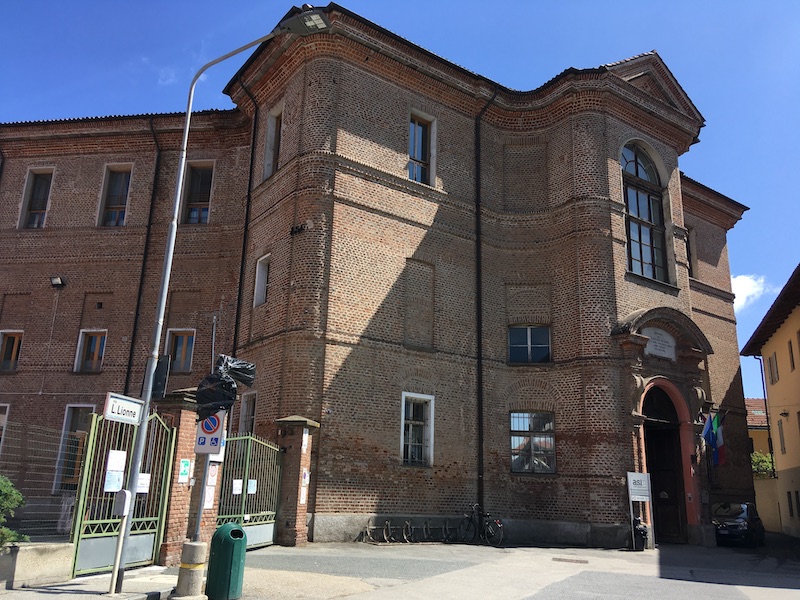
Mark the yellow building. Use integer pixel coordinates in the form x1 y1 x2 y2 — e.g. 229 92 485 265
742 263 800 537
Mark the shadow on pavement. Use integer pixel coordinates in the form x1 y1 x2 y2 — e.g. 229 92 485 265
657 532 800 590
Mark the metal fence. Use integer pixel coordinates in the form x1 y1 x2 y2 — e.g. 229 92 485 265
0 422 83 540
217 434 281 548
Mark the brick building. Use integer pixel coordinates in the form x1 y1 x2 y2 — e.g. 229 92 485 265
0 3 752 547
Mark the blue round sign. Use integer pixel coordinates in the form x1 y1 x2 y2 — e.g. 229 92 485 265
201 415 221 434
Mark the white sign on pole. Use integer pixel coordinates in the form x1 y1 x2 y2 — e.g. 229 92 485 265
195 411 227 456
103 392 145 426
627 472 652 502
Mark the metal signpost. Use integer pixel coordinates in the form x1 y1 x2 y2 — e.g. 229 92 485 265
627 471 654 549
194 411 227 541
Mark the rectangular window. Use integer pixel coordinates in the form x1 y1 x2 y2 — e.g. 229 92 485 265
510 411 556 474
183 165 213 224
768 352 779 385
685 228 695 279
239 392 256 434
796 492 800 519
789 492 795 519
55 405 94 492
263 102 284 180
626 187 666 281
790 339 796 372
408 114 431 184
778 419 786 454
508 326 551 363
24 171 53 229
167 329 195 373
76 330 106 373
1 332 22 372
101 168 131 226
254 255 270 307
0 405 8 457
401 392 434 467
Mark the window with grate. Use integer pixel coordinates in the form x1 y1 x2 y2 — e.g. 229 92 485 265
510 411 556 474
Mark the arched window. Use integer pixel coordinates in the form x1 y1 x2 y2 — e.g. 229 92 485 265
622 143 667 282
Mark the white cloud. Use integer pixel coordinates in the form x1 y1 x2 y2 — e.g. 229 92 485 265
731 274 769 313
158 68 177 86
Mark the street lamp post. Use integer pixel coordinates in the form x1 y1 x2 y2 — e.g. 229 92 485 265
112 7 331 593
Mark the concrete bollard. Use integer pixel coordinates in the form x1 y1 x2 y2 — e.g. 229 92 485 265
171 540 208 600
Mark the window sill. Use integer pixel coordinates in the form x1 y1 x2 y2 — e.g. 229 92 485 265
402 463 432 469
625 271 680 294
507 361 554 367
510 471 557 476
72 370 104 375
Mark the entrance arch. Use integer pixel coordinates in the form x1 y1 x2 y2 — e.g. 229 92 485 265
638 377 701 544
642 385 687 543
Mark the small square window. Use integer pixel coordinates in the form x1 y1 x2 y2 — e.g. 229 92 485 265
183 165 213 224
101 168 131 226
23 171 53 229
76 331 106 373
510 411 556 473
401 392 434 467
509 326 551 363
167 330 195 373
0 332 22 372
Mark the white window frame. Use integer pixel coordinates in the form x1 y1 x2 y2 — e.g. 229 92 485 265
1 330 23 372
98 163 133 227
0 404 9 458
19 167 55 229
53 404 95 493
181 160 215 224
254 254 271 307
408 109 437 186
263 100 285 180
400 392 434 467
74 329 107 373
239 392 257 434
166 328 195 374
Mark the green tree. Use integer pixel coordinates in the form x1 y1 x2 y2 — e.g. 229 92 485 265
751 450 774 479
0 475 28 546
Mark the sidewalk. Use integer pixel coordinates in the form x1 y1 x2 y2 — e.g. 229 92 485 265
2 535 799 600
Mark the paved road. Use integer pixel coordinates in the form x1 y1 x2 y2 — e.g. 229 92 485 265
3 533 799 599
237 534 800 599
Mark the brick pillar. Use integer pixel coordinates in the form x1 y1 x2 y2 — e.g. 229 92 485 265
274 415 319 546
153 391 222 565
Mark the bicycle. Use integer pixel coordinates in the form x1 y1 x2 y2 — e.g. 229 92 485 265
457 503 504 546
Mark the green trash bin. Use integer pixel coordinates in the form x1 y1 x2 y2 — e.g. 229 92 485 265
206 523 247 600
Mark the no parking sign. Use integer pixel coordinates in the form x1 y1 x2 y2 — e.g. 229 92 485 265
195 410 226 458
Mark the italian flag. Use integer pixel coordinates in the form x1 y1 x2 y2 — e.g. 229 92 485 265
702 412 726 466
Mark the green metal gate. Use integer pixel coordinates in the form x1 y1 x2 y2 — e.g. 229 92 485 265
216 434 281 548
70 412 176 576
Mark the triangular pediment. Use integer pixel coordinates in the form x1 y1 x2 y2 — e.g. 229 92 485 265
605 52 704 125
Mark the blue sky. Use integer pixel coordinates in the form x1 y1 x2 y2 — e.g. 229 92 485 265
2 1 798 398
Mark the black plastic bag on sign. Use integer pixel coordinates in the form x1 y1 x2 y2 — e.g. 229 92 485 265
215 354 256 387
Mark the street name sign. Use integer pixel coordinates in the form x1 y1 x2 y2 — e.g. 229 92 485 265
104 392 145 426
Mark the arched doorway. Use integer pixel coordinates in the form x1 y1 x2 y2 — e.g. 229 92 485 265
643 386 687 543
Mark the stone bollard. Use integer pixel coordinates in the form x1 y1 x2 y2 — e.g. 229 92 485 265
171 540 207 600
